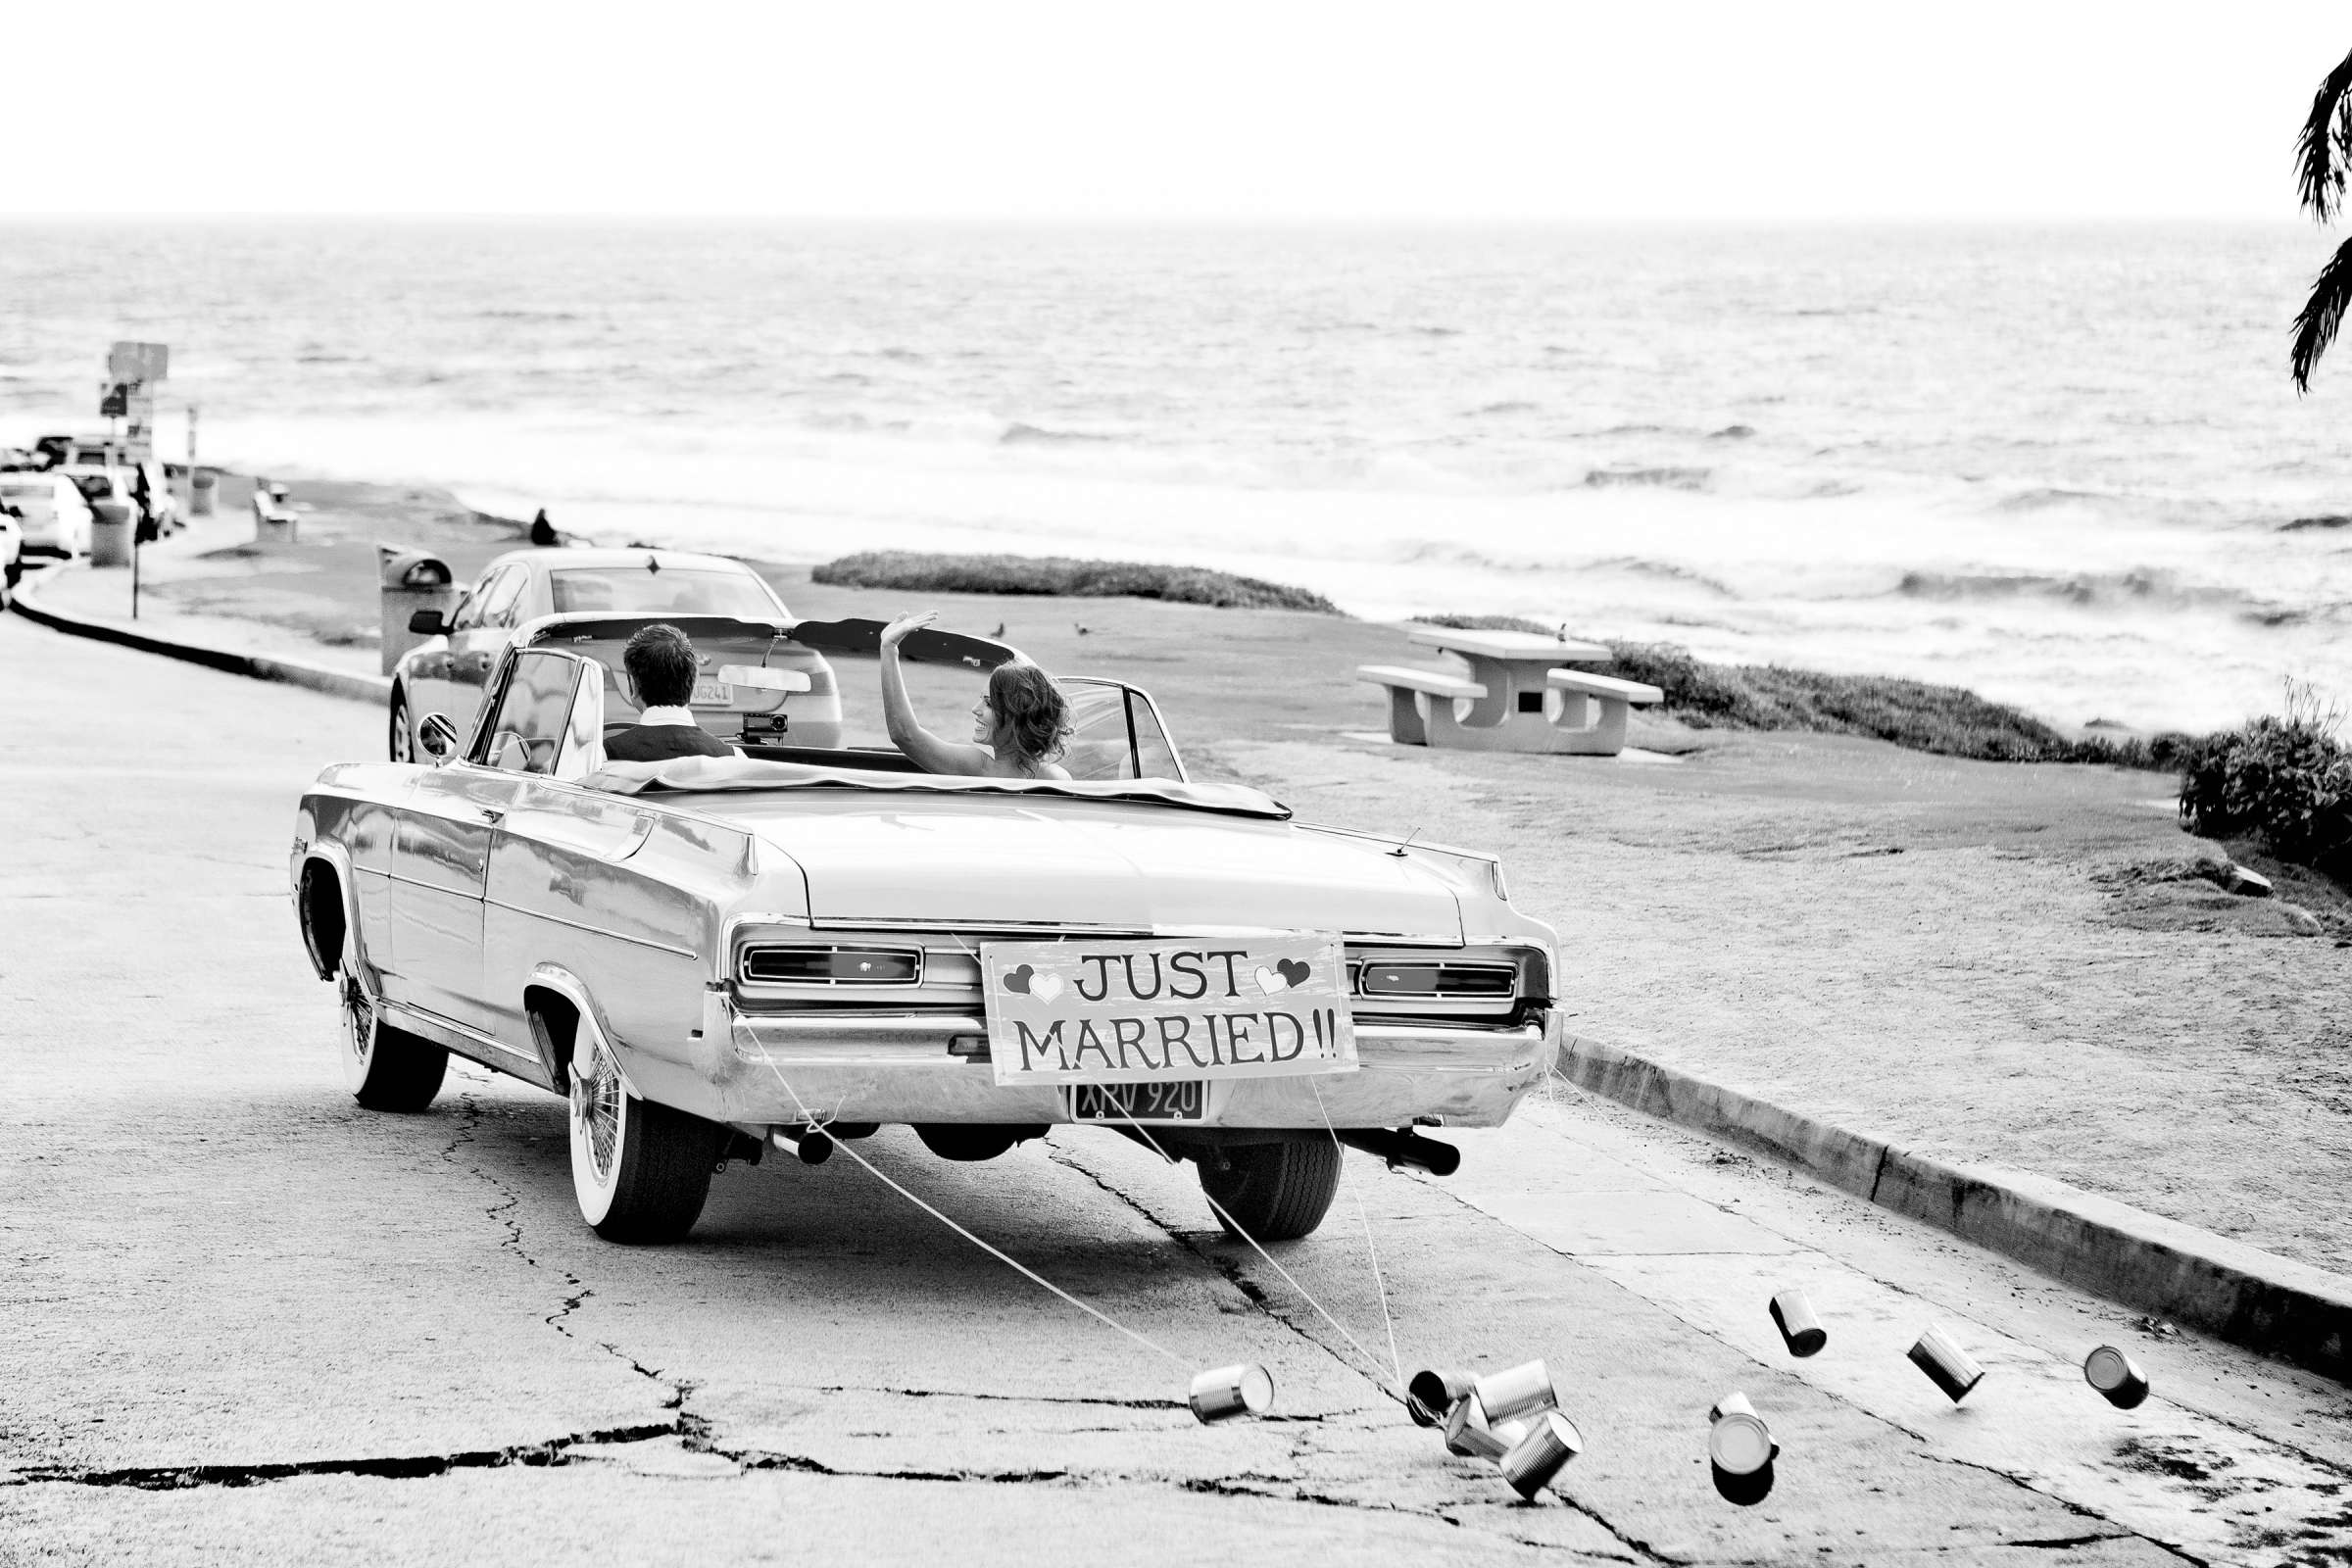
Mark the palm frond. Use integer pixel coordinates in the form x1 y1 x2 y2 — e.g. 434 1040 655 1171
2299 48 2352 220
2291 236 2352 392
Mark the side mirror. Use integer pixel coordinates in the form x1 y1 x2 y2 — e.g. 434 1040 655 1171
418 712 463 759
408 608 448 636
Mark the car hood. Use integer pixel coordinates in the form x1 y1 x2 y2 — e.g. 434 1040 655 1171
710 793 1464 941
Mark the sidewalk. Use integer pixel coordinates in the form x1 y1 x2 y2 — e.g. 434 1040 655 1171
1213 733 2352 1379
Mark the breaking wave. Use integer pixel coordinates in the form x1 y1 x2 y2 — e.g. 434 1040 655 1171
1584 466 1711 490
1893 568 2292 622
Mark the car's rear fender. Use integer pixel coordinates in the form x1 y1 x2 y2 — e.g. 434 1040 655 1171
522 963 640 1099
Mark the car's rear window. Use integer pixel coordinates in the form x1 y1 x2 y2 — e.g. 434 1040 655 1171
549 566 780 619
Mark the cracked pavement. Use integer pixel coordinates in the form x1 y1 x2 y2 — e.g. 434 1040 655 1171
4 612 2348 1566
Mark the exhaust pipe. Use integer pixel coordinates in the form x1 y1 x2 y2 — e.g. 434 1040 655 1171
1334 1127 1460 1177
769 1125 835 1165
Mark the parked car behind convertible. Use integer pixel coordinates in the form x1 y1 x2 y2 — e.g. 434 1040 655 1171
296 615 1560 1244
389 548 844 761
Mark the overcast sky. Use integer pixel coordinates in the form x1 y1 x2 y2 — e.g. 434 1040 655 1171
15 1 2347 220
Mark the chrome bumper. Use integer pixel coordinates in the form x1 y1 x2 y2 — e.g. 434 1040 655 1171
672 999 1561 1130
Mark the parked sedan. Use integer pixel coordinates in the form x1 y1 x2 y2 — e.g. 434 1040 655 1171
293 618 1560 1244
0 473 92 559
0 510 21 609
388 548 842 760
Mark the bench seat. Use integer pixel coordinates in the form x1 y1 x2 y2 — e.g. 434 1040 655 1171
1357 664 1485 700
1357 663 1486 746
1546 669 1664 706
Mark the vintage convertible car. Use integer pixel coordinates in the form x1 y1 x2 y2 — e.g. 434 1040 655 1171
292 616 1562 1245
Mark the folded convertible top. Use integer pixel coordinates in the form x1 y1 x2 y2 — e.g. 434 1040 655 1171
584 754 1291 819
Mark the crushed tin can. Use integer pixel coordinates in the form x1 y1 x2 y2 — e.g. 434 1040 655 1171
1407 1367 1475 1429
1189 1363 1275 1423
1443 1391 1527 1459
1769 1289 1828 1357
1908 1326 1984 1403
1498 1410 1585 1499
1474 1359 1559 1424
2083 1346 2150 1409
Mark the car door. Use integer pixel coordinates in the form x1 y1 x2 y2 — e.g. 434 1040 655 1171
383 647 573 1034
443 564 530 739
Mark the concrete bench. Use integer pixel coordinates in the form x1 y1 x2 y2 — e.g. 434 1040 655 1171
1358 663 1485 747
1546 668 1665 755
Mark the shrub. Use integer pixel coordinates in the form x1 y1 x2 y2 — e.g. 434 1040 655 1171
814 552 1339 612
2179 684 2352 869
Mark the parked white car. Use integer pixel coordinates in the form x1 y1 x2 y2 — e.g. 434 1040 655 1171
0 472 93 558
388 548 839 760
0 509 21 608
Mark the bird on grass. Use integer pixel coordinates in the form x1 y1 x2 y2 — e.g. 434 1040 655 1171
991 622 1004 638
1074 622 1091 636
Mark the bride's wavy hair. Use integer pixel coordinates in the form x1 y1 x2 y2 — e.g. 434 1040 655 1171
989 661 1071 765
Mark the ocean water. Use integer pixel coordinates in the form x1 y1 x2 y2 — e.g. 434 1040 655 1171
3 218 2348 732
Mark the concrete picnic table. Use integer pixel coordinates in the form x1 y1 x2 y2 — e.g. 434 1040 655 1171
1357 624 1664 755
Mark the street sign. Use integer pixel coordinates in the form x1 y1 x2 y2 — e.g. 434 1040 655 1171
99 383 129 418
108 341 169 384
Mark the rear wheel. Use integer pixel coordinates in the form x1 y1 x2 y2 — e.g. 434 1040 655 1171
568 1011 718 1244
1199 1139 1343 1242
389 690 414 762
340 969 448 1112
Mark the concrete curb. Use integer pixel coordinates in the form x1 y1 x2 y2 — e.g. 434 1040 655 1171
1559 1033 2352 1386
10 564 391 707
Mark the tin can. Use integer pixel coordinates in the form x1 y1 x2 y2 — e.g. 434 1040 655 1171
1908 1326 1984 1403
1769 1289 1828 1357
2082 1346 2149 1409
1474 1359 1559 1424
1707 1406 1776 1479
1498 1411 1584 1499
1407 1367 1474 1429
1706 1390 1757 1426
1189 1363 1275 1423
1442 1392 1526 1459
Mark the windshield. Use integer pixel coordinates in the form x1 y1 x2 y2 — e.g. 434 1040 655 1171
549 566 782 619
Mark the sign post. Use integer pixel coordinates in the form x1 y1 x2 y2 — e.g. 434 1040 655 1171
104 343 170 613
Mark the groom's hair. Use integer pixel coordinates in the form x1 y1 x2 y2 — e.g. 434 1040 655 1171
623 623 698 709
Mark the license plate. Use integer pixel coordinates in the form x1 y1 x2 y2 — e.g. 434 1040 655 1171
1067 1081 1205 1122
690 677 730 707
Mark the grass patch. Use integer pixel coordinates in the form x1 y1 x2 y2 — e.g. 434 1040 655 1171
1408 614 2196 769
814 551 1340 612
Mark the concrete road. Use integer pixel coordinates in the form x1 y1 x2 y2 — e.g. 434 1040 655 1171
3 607 2347 1567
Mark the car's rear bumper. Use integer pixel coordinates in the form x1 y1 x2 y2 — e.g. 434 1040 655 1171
675 995 1561 1130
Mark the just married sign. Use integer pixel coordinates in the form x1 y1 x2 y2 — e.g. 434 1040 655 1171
980 935 1357 1087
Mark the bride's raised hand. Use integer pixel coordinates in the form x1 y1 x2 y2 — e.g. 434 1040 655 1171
878 611 937 651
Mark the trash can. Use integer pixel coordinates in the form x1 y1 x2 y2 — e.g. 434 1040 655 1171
190 469 218 517
378 545 457 675
89 501 134 567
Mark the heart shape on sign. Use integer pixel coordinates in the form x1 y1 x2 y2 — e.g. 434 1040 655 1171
1030 972 1065 1004
1002 964 1035 995
1276 958 1311 987
1253 965 1286 996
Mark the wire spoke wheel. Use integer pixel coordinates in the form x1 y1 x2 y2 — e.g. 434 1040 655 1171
564 1009 718 1244
337 962 446 1112
339 971 377 1085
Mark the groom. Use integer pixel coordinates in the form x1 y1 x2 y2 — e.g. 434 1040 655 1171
604 623 736 762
